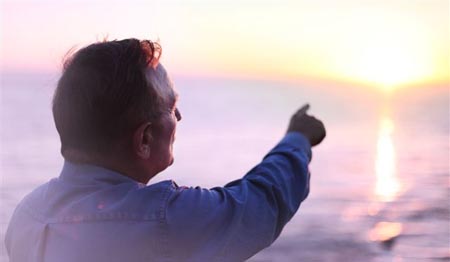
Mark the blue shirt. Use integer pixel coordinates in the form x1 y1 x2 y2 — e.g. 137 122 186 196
5 133 311 262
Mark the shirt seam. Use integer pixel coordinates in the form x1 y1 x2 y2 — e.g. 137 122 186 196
159 180 175 260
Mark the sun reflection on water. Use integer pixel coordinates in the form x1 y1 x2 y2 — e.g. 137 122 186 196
369 221 403 242
375 116 401 202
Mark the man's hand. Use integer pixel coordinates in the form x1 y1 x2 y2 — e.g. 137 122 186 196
287 104 326 146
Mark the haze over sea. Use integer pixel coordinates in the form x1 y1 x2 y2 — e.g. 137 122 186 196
1 72 449 261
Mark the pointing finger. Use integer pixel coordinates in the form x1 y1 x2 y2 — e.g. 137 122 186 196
295 104 310 116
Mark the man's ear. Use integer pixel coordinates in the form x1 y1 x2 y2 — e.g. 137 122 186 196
133 122 153 159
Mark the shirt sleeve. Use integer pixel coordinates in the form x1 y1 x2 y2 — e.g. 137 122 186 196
164 132 312 261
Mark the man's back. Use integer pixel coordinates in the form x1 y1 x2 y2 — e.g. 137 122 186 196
5 162 172 262
6 133 313 262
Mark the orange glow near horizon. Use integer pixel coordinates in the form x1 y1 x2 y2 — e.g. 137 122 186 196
200 3 448 91
1 1 449 91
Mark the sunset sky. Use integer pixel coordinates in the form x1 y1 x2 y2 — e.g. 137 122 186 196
1 0 449 91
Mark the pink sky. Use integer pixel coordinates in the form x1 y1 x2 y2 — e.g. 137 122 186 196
1 0 448 90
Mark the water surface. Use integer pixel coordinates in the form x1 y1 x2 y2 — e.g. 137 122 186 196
1 72 448 261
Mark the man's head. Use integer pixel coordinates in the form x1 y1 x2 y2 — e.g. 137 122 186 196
53 39 181 182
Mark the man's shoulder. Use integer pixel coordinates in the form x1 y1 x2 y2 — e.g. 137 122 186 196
10 179 56 222
126 179 176 203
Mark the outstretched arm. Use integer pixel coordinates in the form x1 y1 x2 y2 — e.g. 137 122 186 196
164 104 326 261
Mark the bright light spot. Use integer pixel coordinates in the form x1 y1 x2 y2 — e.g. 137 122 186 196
330 10 436 91
375 117 401 202
369 221 403 242
352 40 432 91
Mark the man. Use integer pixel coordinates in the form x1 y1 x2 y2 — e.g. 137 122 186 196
5 39 326 261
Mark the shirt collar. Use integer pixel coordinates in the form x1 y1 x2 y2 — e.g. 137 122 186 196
59 160 138 185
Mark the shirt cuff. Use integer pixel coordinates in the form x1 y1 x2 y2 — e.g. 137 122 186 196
272 132 312 161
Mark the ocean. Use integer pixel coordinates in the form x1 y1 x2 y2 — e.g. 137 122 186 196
1 72 449 261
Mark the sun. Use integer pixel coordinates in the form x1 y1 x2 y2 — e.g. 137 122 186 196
350 40 433 92
284 6 444 93
324 9 438 92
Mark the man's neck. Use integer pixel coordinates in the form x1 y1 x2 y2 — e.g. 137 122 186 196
62 148 152 184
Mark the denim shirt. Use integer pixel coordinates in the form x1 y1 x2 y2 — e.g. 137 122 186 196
5 133 312 262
